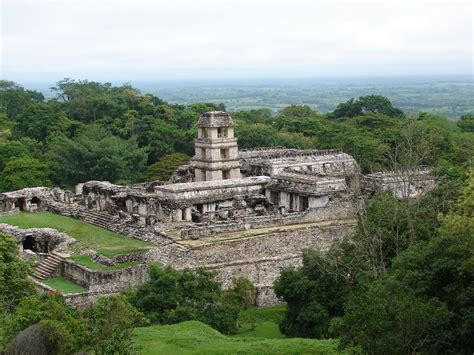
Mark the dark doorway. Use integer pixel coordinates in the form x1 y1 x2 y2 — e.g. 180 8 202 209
270 191 280 205
15 198 27 211
31 196 41 208
299 196 309 211
22 235 37 252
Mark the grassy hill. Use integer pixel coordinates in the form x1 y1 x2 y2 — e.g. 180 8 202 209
133 321 345 354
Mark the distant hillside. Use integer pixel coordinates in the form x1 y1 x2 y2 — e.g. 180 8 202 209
142 76 473 118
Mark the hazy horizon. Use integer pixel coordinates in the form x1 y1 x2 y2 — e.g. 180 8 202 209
2 0 472 83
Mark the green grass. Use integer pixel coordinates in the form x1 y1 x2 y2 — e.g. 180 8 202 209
133 321 345 354
41 277 86 294
71 255 140 270
0 212 153 256
234 306 286 339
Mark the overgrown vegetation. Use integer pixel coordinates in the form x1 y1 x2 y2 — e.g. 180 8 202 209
1 79 472 190
129 264 256 335
274 173 474 353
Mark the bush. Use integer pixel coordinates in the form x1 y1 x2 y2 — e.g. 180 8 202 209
129 264 241 334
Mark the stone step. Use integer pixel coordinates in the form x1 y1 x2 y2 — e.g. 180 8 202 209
83 214 110 222
37 260 59 271
34 252 68 280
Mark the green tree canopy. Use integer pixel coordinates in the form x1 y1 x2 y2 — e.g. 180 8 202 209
147 153 190 181
129 264 241 334
329 95 403 119
0 158 52 192
46 125 147 186
0 234 34 313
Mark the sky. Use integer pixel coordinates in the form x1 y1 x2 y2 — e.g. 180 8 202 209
1 0 473 83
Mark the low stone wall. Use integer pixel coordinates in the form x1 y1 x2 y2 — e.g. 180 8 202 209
92 251 149 266
180 198 355 239
64 291 117 308
35 280 117 308
61 261 149 292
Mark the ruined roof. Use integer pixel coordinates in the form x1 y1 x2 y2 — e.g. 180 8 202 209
197 111 235 128
364 169 434 182
0 187 53 200
266 172 347 196
239 148 343 160
154 176 270 194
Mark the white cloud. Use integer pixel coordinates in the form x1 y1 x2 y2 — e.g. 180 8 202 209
1 0 472 81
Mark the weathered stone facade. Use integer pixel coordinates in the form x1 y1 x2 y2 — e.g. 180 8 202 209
0 224 76 252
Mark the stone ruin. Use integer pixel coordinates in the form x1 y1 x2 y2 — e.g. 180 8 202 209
0 111 437 307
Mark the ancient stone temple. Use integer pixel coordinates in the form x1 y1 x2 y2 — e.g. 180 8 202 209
0 110 437 307
193 111 241 181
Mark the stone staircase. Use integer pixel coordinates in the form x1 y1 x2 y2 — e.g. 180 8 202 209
34 252 68 280
80 211 112 230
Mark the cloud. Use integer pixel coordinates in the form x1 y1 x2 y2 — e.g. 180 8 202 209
1 0 472 81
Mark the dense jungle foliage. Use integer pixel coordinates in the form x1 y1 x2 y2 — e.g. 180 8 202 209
1 79 472 192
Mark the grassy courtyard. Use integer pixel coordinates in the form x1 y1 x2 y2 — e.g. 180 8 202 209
71 255 140 270
0 212 153 257
41 277 87 294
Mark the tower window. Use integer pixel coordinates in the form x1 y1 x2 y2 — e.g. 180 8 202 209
220 149 229 159
222 170 231 180
217 127 228 138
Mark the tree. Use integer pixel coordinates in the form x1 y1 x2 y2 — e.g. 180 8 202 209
14 103 61 142
0 158 52 192
457 113 474 132
329 96 403 119
280 105 316 118
46 125 147 186
336 175 474 353
0 81 44 120
358 95 403 117
84 295 146 355
336 281 452 354
223 277 256 310
2 294 89 352
0 140 32 171
8 320 75 355
328 98 362 119
147 153 190 181
273 250 353 338
0 234 34 314
129 264 240 334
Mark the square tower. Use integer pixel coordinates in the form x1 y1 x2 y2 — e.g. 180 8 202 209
193 111 241 182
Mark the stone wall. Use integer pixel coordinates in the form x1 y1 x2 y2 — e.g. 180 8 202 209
147 219 355 305
35 280 116 308
180 197 355 239
61 261 149 292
